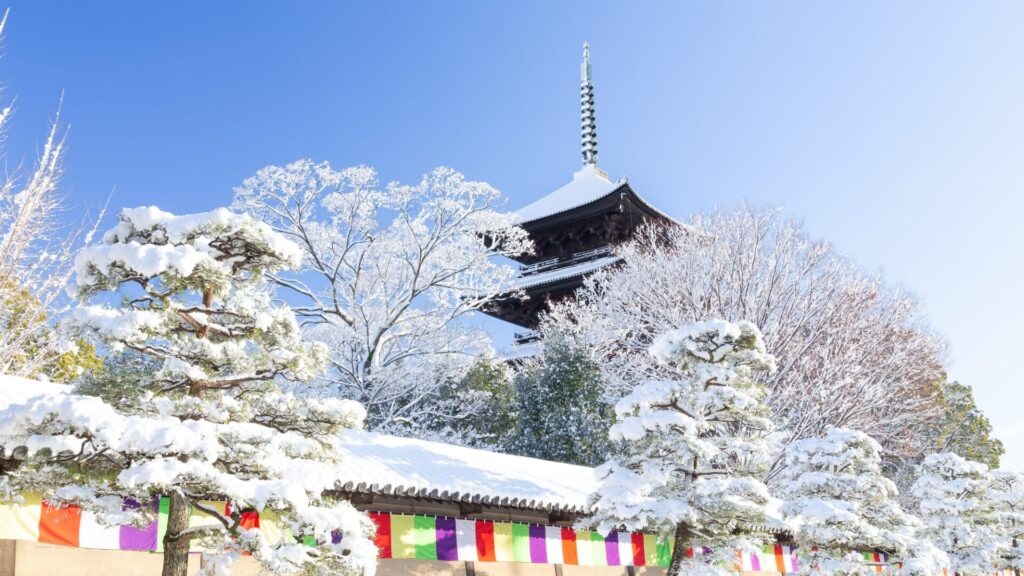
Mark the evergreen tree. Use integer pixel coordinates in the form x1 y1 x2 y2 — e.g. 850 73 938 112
504 336 612 466
988 470 1024 573
779 427 915 574
74 348 162 406
930 378 1004 469
912 453 1001 576
0 207 376 576
409 357 517 447
449 358 517 446
586 320 776 576
0 282 102 383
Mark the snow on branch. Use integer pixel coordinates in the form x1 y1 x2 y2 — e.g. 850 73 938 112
585 319 777 576
0 205 376 576
233 161 532 443
544 207 946 486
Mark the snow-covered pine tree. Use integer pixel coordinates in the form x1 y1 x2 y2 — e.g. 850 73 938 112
779 427 915 575
504 335 612 466
989 470 1024 574
912 452 1000 576
899 541 950 576
0 207 376 576
586 320 777 576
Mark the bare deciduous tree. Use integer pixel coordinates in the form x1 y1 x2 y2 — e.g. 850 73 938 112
232 161 531 441
545 206 946 482
0 10 101 380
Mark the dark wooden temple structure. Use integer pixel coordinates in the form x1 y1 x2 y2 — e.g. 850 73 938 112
481 44 673 336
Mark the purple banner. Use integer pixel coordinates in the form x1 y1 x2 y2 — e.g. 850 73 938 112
528 525 547 563
436 517 458 561
605 532 620 566
119 498 158 551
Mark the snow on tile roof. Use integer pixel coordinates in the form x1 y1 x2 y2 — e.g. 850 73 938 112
337 430 597 512
513 165 677 227
511 255 622 290
0 377 793 530
0 376 595 512
0 375 70 410
512 166 623 225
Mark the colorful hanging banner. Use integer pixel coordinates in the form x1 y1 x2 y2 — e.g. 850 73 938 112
0 496 975 575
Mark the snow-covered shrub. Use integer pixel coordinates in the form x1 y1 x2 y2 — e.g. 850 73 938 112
779 427 915 574
989 470 1024 572
912 453 999 576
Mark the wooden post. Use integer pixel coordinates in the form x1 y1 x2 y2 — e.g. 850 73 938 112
0 540 16 576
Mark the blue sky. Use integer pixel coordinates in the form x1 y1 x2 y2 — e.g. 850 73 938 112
3 2 1022 467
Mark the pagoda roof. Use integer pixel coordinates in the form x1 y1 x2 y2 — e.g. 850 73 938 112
510 254 621 291
512 165 673 227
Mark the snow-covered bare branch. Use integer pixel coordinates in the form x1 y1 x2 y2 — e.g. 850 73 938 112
0 12 102 381
232 161 531 442
545 207 946 483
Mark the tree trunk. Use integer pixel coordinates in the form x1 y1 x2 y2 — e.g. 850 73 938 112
1014 537 1021 576
666 522 690 576
161 491 192 576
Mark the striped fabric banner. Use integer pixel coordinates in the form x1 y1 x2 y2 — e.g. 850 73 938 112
0 497 946 575
737 544 800 573
0 493 42 541
0 494 162 551
346 516 670 567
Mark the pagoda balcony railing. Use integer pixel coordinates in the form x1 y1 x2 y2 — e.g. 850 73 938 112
514 331 542 344
518 245 613 277
519 257 560 276
571 245 612 260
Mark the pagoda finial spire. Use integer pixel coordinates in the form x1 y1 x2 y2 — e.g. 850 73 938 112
580 42 599 166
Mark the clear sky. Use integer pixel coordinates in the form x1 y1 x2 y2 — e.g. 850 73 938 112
3 2 1022 467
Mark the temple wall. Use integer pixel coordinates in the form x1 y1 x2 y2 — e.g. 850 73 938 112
0 541 791 576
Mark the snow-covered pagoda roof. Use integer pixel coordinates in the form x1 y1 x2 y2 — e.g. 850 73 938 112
336 430 597 513
513 166 622 225
512 165 673 227
511 254 622 290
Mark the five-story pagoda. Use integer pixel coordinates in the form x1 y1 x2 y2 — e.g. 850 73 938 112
483 43 673 334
